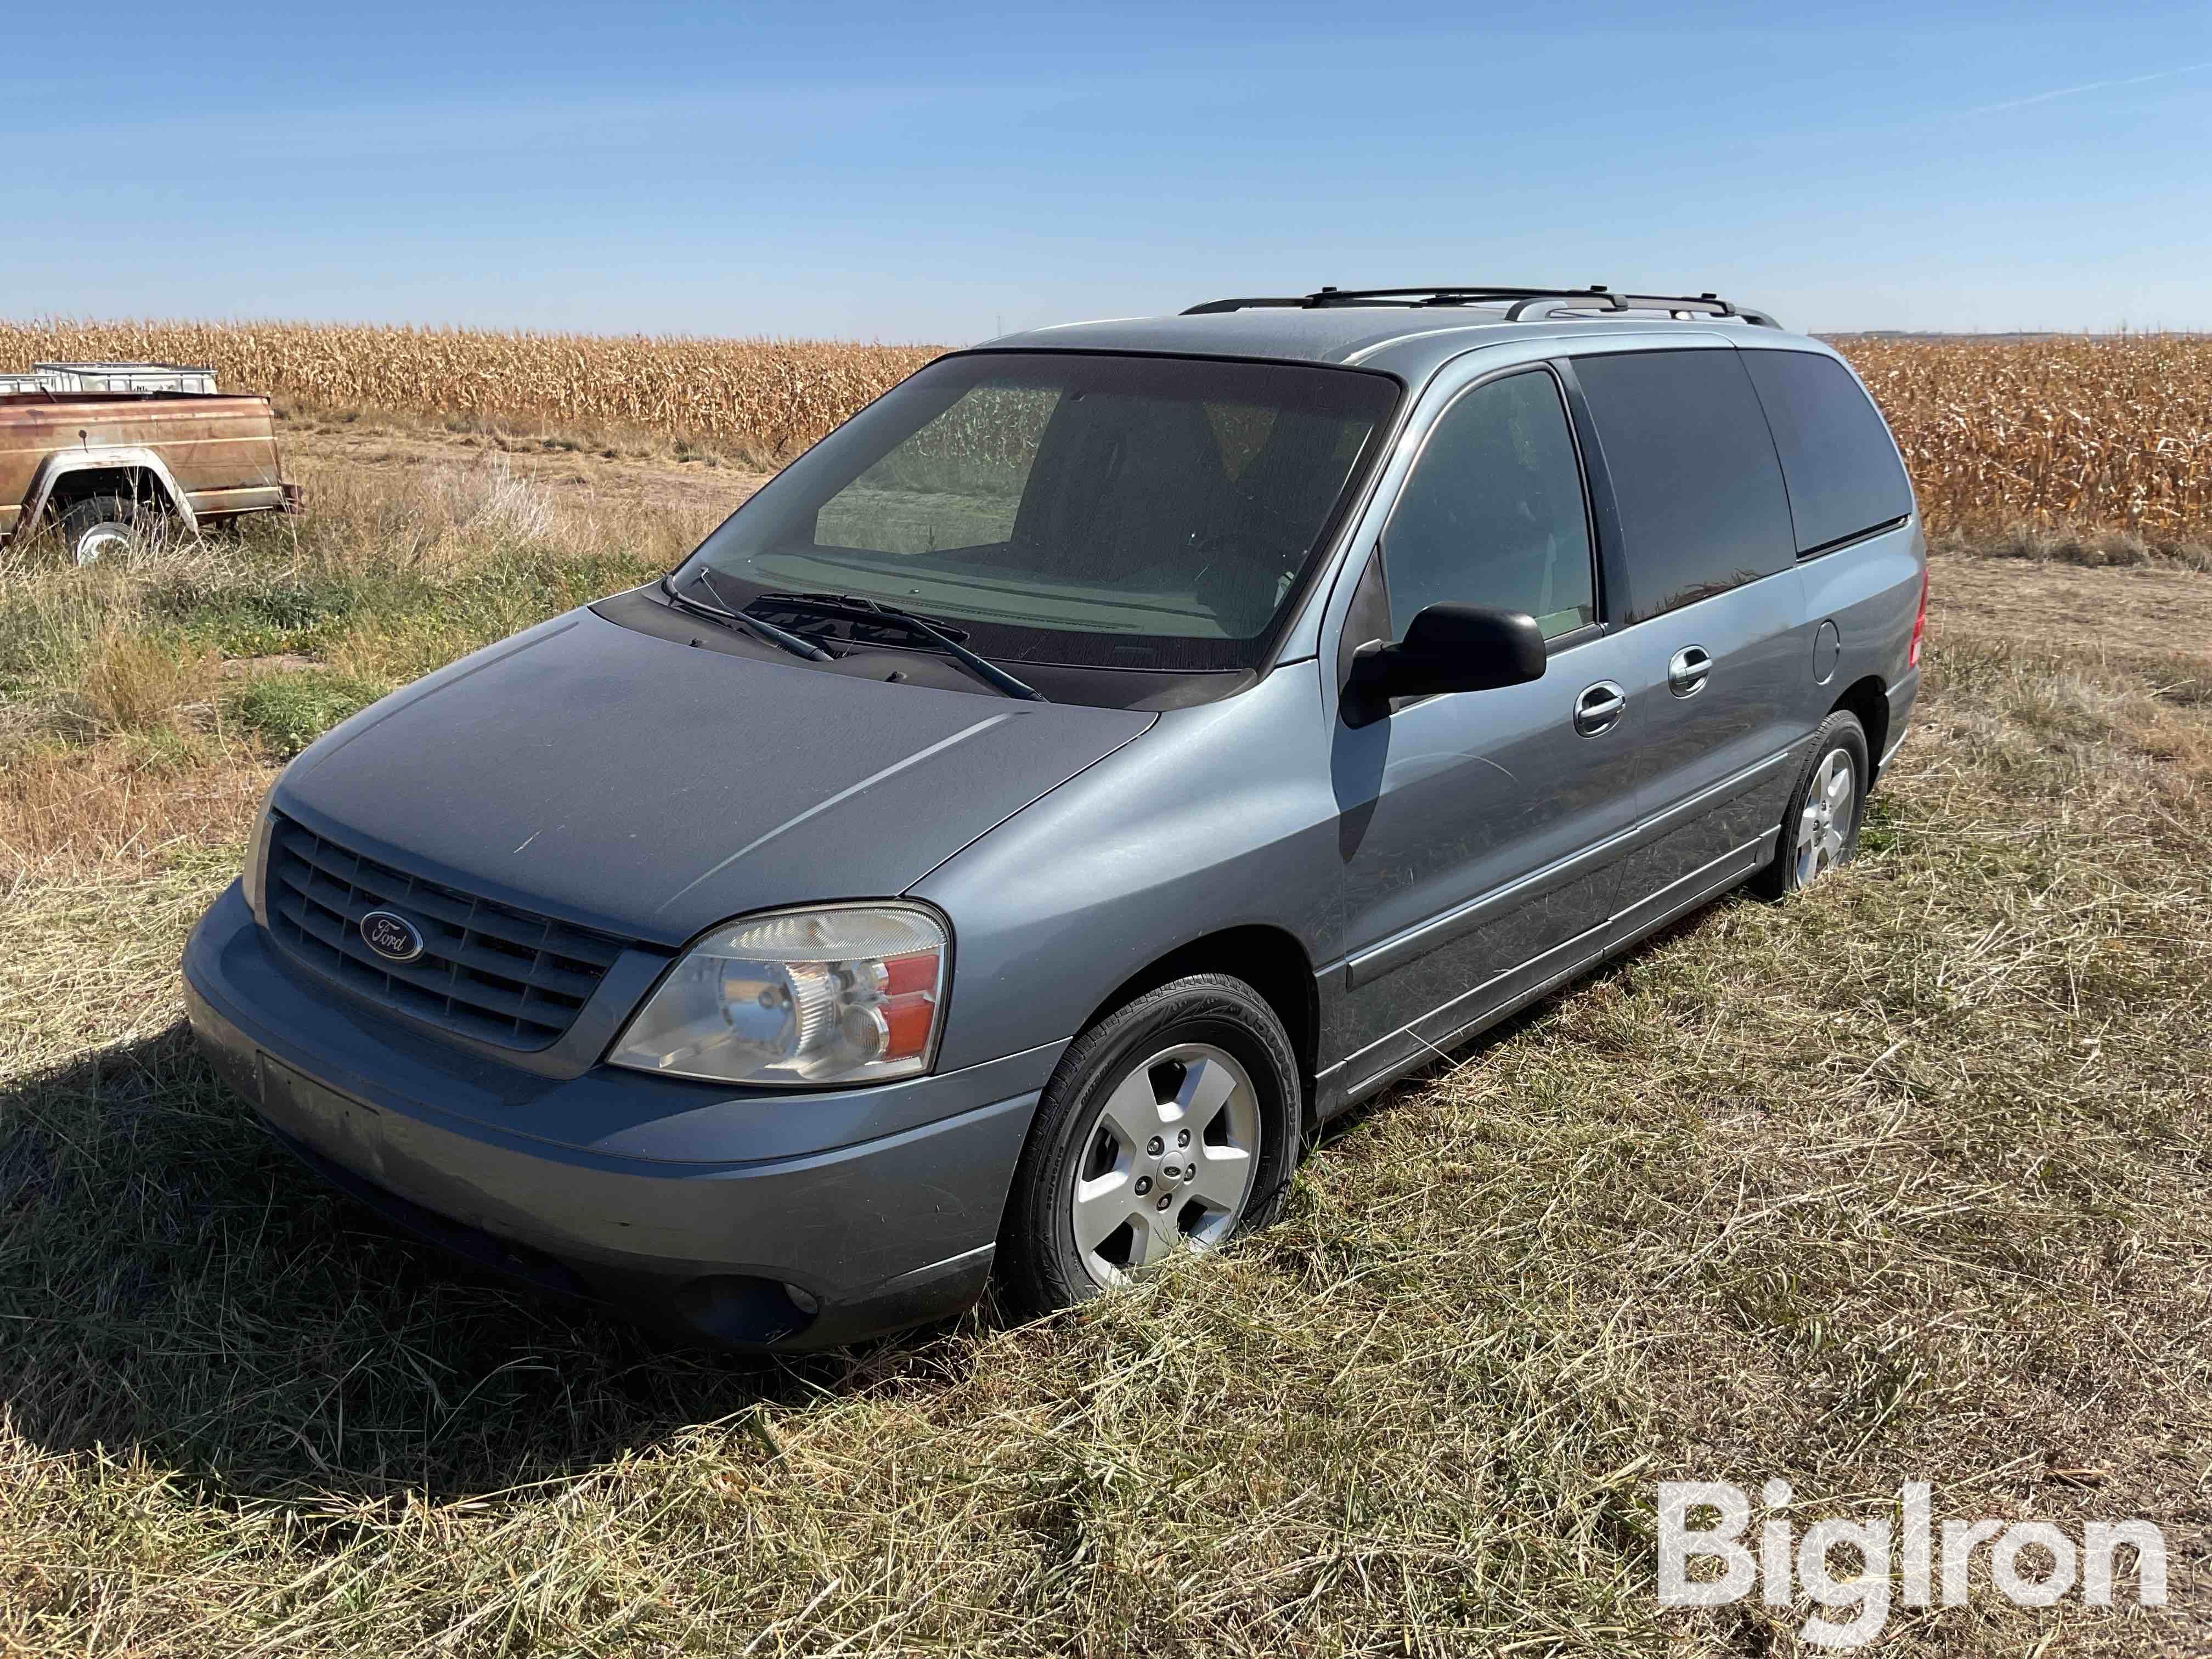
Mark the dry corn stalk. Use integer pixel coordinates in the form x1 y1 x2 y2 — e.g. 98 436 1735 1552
7 320 2207 538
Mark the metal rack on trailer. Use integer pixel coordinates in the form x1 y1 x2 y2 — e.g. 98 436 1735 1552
0 362 219 396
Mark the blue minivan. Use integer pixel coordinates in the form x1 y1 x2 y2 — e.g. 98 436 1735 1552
185 285 1927 1347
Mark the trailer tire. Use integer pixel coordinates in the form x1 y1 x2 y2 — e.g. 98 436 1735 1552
57 494 171 566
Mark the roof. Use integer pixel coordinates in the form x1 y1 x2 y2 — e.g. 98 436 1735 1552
978 301 1825 384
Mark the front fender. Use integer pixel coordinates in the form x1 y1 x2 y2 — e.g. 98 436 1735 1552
912 663 1344 1072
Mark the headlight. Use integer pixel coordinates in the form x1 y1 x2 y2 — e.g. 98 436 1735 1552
607 905 947 1087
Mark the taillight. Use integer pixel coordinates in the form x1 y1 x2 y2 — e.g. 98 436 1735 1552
1908 568 1928 668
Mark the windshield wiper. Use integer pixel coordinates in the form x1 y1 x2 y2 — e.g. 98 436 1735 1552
662 568 833 662
753 591 1047 703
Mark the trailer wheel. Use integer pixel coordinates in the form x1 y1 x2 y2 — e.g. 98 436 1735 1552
57 495 172 566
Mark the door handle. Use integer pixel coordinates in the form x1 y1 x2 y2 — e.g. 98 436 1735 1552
1668 645 1712 698
1574 680 1626 737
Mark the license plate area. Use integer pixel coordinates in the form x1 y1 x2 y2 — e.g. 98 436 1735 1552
257 1054 385 1173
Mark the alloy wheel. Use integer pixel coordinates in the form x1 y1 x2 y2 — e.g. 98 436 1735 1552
1067 1042 1260 1289
1795 747 1856 885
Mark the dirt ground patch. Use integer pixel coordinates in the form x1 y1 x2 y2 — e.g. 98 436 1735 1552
279 417 767 524
1928 551 2212 678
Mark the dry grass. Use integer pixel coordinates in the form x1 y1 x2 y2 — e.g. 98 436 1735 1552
3 362 2210 1650
1928 523 2212 573
76 627 223 736
0 453 716 880
0 597 2205 1654
0 427 2207 1650
0 744 272 880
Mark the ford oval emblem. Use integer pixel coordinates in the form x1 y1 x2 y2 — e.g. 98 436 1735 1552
360 909 426 963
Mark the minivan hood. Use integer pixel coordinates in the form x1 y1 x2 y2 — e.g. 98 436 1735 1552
274 608 1154 947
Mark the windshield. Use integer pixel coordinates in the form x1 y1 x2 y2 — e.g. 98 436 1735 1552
676 352 1400 670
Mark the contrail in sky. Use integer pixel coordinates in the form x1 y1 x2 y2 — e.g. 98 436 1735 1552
1954 59 2212 120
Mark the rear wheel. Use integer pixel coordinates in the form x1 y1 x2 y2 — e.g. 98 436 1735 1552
999 974 1302 1314
1753 710 1870 898
56 494 173 566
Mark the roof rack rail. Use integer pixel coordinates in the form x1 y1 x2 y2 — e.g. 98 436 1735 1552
1181 285 1781 329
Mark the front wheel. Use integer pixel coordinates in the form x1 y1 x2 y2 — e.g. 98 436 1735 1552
998 974 1302 1315
1752 709 1870 898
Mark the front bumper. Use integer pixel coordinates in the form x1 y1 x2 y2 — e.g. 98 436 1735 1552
183 881 1059 1348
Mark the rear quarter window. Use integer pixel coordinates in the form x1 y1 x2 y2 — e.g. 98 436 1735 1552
1740 349 1915 554
1573 349 1796 624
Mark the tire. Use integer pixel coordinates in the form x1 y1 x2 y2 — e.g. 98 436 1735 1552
1751 709 1871 899
998 973 1303 1316
56 494 172 567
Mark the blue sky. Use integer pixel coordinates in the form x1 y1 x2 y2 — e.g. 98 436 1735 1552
8 2 2208 341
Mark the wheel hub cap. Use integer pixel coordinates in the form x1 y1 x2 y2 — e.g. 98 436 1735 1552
1795 747 1857 885
75 526 132 566
1068 1042 1261 1290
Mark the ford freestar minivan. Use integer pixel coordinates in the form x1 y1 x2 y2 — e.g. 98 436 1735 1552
184 285 1927 1348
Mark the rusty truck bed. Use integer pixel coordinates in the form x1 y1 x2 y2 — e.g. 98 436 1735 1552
0 391 293 548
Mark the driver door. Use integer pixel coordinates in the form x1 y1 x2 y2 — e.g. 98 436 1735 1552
1327 366 1654 1094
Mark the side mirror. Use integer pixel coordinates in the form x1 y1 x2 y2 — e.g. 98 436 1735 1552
1342 602 1547 727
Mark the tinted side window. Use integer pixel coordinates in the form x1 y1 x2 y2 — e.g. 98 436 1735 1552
1381 370 1595 640
1575 349 1795 624
1741 349 1914 554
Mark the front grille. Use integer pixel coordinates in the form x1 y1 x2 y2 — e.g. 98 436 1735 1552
264 816 628 1049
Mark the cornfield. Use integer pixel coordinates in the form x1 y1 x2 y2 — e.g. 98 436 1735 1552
0 320 936 458
5 319 2210 539
1838 332 2212 540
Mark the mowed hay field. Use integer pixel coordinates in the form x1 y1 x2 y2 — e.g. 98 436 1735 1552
8 319 2212 550
2 326 2210 1654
